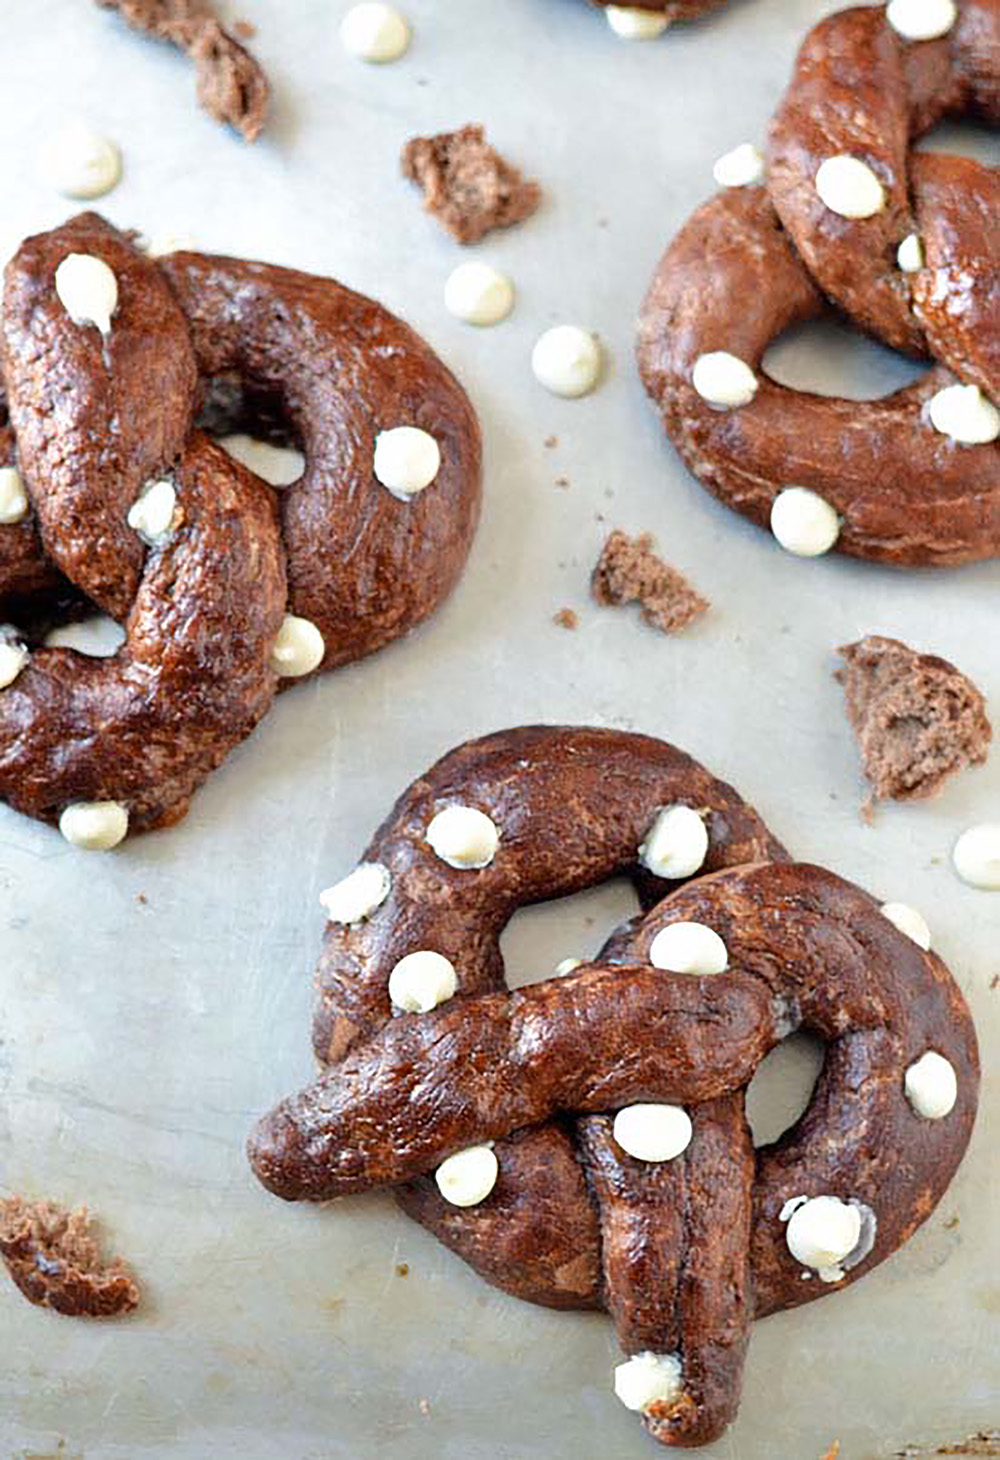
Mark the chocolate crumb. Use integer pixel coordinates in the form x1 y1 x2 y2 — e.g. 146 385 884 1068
544 436 558 449
1 1197 139 1318
94 0 270 141
553 608 579 631
836 636 992 804
395 1262 409 1277
401 125 541 245
990 974 999 990
233 17 256 38
555 476 570 489
943 1214 960 1230
591 530 709 635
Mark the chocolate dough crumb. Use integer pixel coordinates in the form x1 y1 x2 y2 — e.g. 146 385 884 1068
544 436 558 449
233 17 256 38
837 636 991 804
553 608 579 630
1 1197 139 1318
554 476 570 489
591 530 709 635
395 1262 409 1277
94 0 270 141
400 125 541 245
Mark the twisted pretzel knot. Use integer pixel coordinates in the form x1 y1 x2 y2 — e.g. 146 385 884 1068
638 1 1000 565
0 213 480 842
249 727 979 1448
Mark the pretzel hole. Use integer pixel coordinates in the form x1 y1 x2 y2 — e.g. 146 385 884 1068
762 318 924 402
745 1030 824 1148
198 375 306 487
500 878 641 990
916 119 997 168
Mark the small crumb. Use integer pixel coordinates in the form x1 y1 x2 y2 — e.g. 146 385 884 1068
233 18 256 39
401 124 541 245
554 475 570 489
553 608 579 631
1 1196 139 1318
820 1445 840 1460
419 1398 431 1417
591 529 709 635
136 892 148 905
990 974 999 990
943 1215 960 1230
594 512 605 523
544 435 558 449
395 1262 409 1277
836 636 991 806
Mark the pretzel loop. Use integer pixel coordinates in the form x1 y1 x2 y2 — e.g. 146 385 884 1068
0 213 480 837
249 728 978 1447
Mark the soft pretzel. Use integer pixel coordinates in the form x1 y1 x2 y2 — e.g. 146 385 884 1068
0 213 480 845
248 726 978 1447
637 1 999 565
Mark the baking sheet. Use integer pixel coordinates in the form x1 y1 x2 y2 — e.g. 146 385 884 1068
2 1 999 1456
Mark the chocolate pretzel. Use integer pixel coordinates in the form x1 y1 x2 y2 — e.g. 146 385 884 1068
0 213 480 845
249 727 978 1446
638 1 999 565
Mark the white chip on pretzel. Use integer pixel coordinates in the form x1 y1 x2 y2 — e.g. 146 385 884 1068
896 232 924 273
373 426 441 497
904 1050 957 1120
815 156 886 219
692 351 758 408
319 862 391 924
127 478 179 546
770 487 840 557
604 6 670 38
614 1352 684 1412
927 384 1000 446
886 0 957 41
388 951 458 1013
880 901 931 950
0 466 29 525
639 805 708 879
613 1103 693 1162
0 630 29 690
59 801 129 851
648 921 728 974
269 615 326 677
713 142 766 189
426 805 499 869
435 1144 498 1207
783 1195 861 1282
55 253 118 334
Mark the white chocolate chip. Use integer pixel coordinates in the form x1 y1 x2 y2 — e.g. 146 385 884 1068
40 122 121 200
613 1104 693 1163
554 957 583 977
927 384 1000 445
713 142 766 189
319 862 391 924
340 2 410 61
373 426 441 498
886 0 957 40
880 901 931 950
44 615 125 657
388 950 458 1013
269 614 326 677
444 262 514 327
613 1352 683 1413
691 351 758 409
426 805 499 870
0 629 29 689
639 805 709 880
904 1050 958 1120
952 824 1000 891
54 253 118 335
435 1144 498 1207
648 921 728 974
815 156 886 220
126 478 179 546
896 232 924 272
604 6 670 38
145 231 198 259
784 1195 861 1282
0 466 29 525
58 801 129 851
770 487 840 557
531 326 602 399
